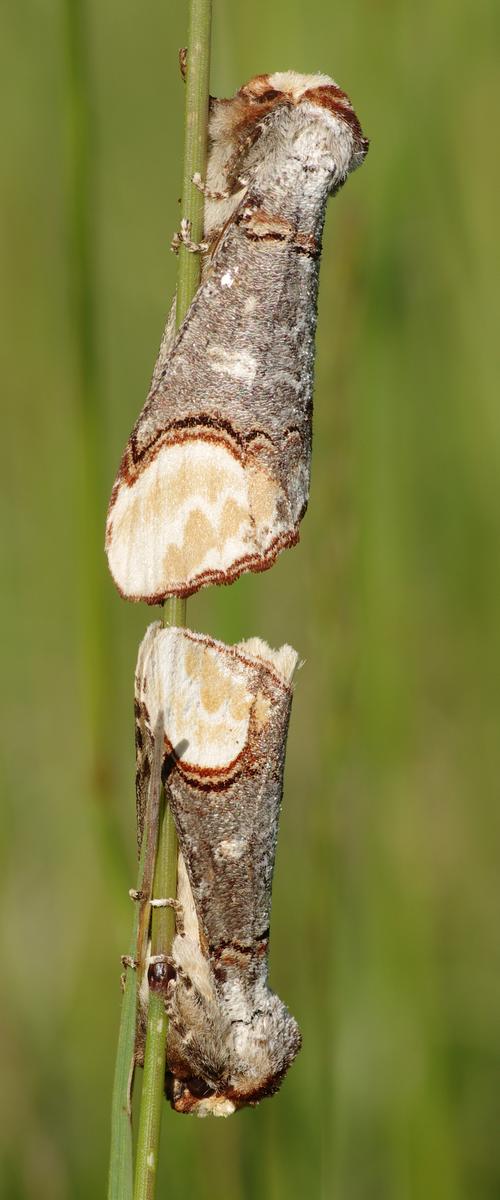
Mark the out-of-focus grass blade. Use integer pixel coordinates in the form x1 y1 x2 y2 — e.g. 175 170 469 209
107 842 146 1200
107 941 136 1200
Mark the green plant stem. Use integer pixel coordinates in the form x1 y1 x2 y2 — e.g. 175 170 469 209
133 8 212 1195
176 0 213 327
133 777 180 1200
132 599 185 1200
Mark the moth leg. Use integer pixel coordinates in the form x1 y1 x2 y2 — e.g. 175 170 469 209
191 170 248 201
130 886 183 921
179 47 187 82
121 954 137 971
171 218 209 255
150 896 185 936
191 171 230 202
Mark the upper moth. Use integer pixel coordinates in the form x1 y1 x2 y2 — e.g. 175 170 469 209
106 71 368 602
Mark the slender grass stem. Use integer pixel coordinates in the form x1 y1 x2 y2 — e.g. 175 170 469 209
176 0 213 328
132 4 212 1197
132 779 179 1200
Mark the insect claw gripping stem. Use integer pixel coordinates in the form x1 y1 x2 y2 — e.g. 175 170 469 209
191 171 230 201
192 170 247 201
121 954 137 971
150 897 185 936
170 217 209 255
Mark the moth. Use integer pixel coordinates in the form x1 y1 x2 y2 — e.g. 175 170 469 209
106 70 368 602
134 621 301 1115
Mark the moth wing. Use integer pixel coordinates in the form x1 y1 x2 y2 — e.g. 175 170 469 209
134 621 162 851
167 736 288 955
136 624 301 1113
149 296 177 391
146 629 297 955
105 191 311 603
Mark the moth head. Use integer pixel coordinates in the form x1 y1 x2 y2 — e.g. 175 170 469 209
209 70 368 196
167 1072 237 1117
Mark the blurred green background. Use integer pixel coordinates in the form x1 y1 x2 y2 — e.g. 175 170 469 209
1 0 499 1196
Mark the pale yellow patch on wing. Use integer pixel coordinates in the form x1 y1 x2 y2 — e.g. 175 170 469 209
220 497 248 540
107 439 287 600
247 466 279 530
108 440 253 597
184 640 247 720
229 691 251 722
148 630 254 770
253 692 271 731
136 625 299 774
162 510 218 582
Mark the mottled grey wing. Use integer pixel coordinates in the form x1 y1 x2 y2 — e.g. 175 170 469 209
165 679 292 959
137 195 319 463
105 186 320 602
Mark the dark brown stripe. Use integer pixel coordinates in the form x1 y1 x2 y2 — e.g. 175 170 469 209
302 85 369 156
109 410 304 496
166 763 246 794
239 226 320 259
210 929 270 957
235 206 320 258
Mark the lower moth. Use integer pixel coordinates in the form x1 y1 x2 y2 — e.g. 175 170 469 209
133 622 301 1115
106 71 368 603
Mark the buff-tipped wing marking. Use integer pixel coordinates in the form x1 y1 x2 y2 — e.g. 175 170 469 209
107 435 284 602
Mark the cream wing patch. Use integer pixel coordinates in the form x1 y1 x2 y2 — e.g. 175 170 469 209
142 626 254 772
106 438 281 600
137 623 295 775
